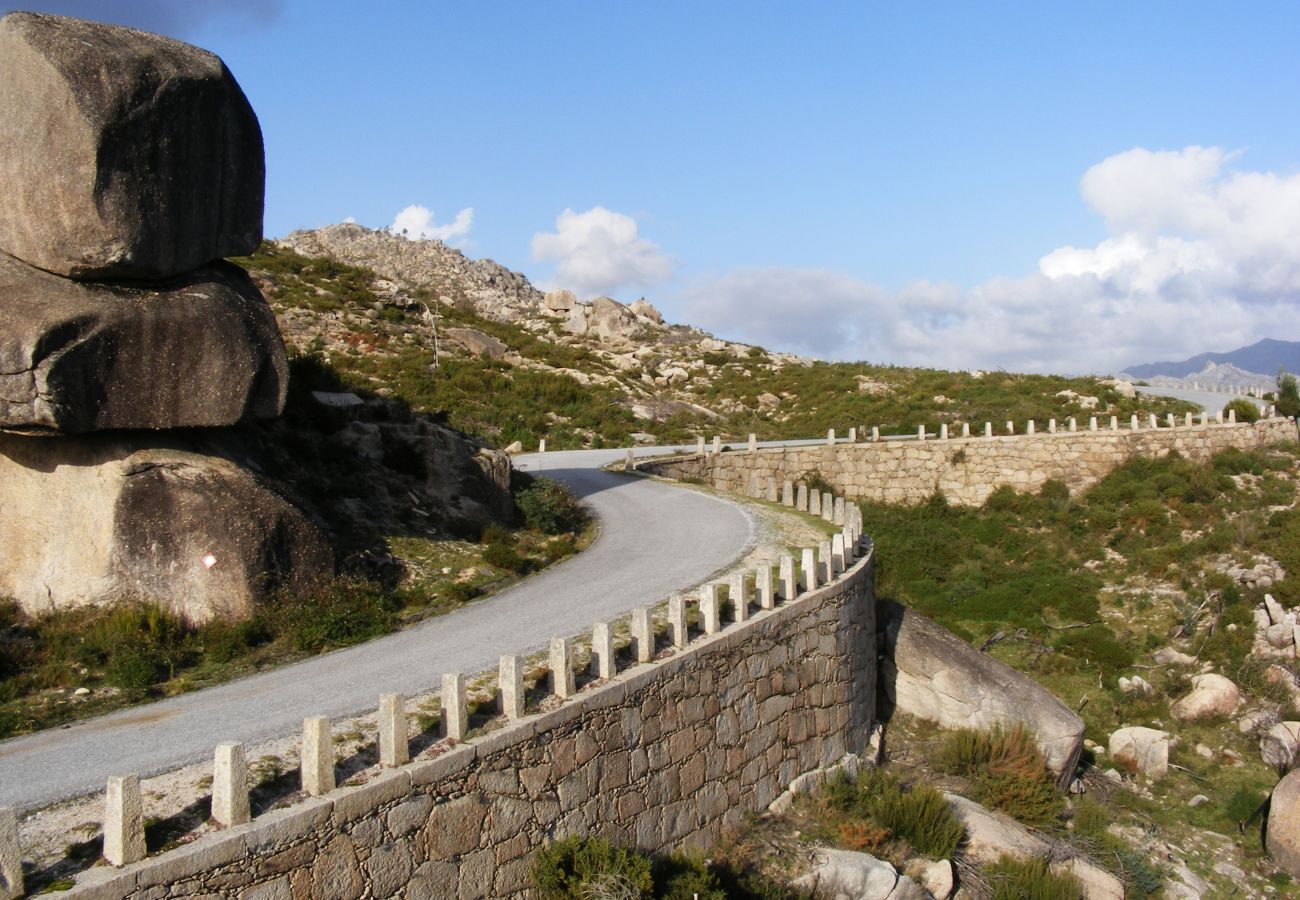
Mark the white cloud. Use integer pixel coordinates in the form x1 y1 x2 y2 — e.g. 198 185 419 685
389 204 473 243
675 146 1300 374
531 206 674 298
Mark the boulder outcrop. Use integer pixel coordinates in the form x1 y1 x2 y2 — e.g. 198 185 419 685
0 433 332 623
0 13 263 279
1268 769 1300 877
0 254 287 432
878 600 1085 784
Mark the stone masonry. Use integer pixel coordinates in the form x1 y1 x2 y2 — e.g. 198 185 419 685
638 418 1298 507
58 549 876 899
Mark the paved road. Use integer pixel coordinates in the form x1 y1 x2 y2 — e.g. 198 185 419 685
0 445 755 810
1134 384 1268 413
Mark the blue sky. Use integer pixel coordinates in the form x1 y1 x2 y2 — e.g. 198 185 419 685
8 1 1300 374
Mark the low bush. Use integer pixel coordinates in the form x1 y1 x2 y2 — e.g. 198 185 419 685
533 836 654 899
934 725 1064 826
483 542 528 572
822 770 964 860
1223 398 1260 423
516 476 589 535
984 856 1084 900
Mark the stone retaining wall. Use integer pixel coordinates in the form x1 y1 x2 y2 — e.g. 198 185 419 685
58 550 875 899
638 418 1298 507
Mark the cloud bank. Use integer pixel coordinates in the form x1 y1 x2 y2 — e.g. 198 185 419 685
389 205 473 243
531 207 674 298
676 146 1300 375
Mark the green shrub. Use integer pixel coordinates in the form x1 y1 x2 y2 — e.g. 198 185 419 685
934 725 1064 826
1277 371 1300 418
985 856 1084 900
483 542 527 572
532 836 654 899
653 855 727 900
853 770 965 859
516 477 589 535
1052 624 1135 671
1223 398 1260 423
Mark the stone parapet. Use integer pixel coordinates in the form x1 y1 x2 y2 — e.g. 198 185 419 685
641 418 1297 507
47 527 876 899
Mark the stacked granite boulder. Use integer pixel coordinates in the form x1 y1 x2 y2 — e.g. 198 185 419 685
0 12 331 623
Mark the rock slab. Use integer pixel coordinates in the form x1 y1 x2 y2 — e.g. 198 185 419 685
879 600 1085 784
1109 726 1171 779
0 254 287 432
0 12 263 279
1268 769 1300 878
0 432 332 623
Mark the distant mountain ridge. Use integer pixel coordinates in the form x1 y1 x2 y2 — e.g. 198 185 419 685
1122 338 1300 380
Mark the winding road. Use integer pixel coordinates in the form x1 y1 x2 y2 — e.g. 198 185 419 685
0 445 756 811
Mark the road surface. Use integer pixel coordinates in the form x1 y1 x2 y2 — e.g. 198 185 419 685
0 445 755 810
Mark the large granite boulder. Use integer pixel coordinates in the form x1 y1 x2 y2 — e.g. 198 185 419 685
878 600 1085 785
0 433 332 623
0 12 263 279
0 254 287 432
1171 673 1240 721
1268 769 1300 877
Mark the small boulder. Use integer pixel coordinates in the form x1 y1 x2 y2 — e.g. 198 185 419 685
444 327 507 359
1053 857 1125 900
1268 768 1300 877
1171 673 1240 721
0 254 287 433
792 848 902 900
1119 675 1154 695
1153 646 1196 666
0 12 263 279
1108 727 1170 779
562 305 589 335
945 793 1050 865
907 858 953 899
1265 593 1287 626
1261 722 1300 772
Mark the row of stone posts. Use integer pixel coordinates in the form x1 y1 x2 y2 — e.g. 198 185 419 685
695 405 1275 458
43 506 867 878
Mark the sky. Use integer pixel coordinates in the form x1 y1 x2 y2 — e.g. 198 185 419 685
6 1 1300 375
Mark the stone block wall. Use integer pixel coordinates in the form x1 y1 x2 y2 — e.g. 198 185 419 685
638 418 1298 507
60 550 875 899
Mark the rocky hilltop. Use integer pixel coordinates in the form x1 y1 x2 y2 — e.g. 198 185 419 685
260 225 1186 451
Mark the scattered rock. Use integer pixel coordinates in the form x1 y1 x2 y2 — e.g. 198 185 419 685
0 12 263 279
1268 768 1300 877
879 600 1085 784
1119 675 1153 695
1239 709 1275 734
1170 673 1240 721
1194 743 1214 760
1108 727 1170 779
0 255 288 433
1188 794 1210 807
503 441 523 454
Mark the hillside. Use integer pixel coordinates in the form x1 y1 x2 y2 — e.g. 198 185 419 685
1123 338 1300 383
240 225 1192 450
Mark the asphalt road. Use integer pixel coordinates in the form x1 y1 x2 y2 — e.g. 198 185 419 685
0 445 755 810
1134 384 1268 413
